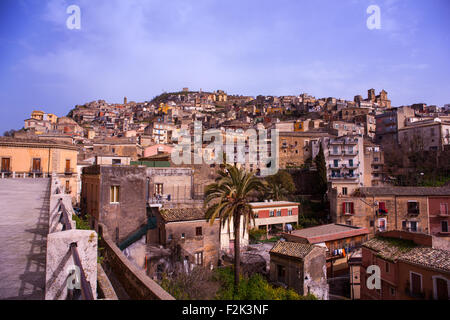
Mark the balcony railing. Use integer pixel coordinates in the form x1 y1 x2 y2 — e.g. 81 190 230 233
329 173 359 180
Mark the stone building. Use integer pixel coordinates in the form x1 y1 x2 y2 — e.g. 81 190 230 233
360 231 449 300
269 241 329 299
282 224 369 277
92 137 139 160
330 186 450 238
375 106 415 146
81 165 197 244
148 207 220 269
278 131 331 168
398 117 450 152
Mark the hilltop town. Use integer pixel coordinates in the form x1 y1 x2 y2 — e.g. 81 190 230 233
1 88 449 301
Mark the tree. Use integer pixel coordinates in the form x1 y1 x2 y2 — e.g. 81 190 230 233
204 164 264 294
265 170 295 194
3 129 16 137
314 143 328 199
264 180 289 201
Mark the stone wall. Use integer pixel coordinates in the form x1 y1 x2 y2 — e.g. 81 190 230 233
45 175 98 300
99 224 175 300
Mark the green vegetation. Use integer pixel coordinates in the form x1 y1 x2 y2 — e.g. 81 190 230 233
213 267 316 300
249 228 267 242
72 214 90 230
204 165 265 293
377 236 417 251
263 170 295 201
314 143 328 200
160 266 317 300
72 214 104 263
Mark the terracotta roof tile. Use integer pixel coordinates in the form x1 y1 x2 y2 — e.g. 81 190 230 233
270 241 316 259
159 208 206 222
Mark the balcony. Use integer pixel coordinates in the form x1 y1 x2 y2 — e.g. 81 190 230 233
343 150 359 156
329 173 359 180
329 151 344 156
344 139 358 145
329 140 344 145
64 168 74 176
343 163 359 169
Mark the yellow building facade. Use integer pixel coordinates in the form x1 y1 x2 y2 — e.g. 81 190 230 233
0 138 78 201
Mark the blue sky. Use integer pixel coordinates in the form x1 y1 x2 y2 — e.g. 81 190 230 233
0 0 449 133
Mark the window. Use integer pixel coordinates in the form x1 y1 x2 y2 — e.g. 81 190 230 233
32 158 41 172
168 234 173 241
390 287 396 296
370 220 374 227
379 202 387 214
402 220 407 230
195 252 203 265
288 209 292 216
349 159 353 167
196 227 202 236
181 233 185 240
385 262 390 273
254 213 259 218
410 221 418 232
346 220 352 226
407 201 419 215
155 183 163 195
342 187 348 195
334 159 339 167
276 209 281 216
277 265 286 283
1 158 11 172
65 180 70 193
343 202 354 215
440 203 448 216
378 218 386 232
442 221 448 233
410 272 422 296
110 186 120 203
65 159 71 172
269 210 274 217
112 159 122 165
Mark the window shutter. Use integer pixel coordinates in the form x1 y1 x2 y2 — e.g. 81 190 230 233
342 203 346 214
351 202 354 214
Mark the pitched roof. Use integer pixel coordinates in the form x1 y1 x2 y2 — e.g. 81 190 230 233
359 187 450 197
362 237 417 262
159 208 206 223
270 241 316 259
286 224 369 244
398 247 450 273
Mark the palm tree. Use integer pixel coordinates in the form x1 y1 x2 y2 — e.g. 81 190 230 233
264 180 289 201
204 164 264 292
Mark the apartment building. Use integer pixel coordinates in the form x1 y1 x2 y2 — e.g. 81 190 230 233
363 140 386 187
312 135 365 196
375 106 415 146
250 200 299 235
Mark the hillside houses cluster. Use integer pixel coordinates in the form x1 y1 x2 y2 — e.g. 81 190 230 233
1 87 449 300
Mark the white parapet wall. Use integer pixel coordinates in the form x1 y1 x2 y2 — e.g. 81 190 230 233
45 174 98 300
